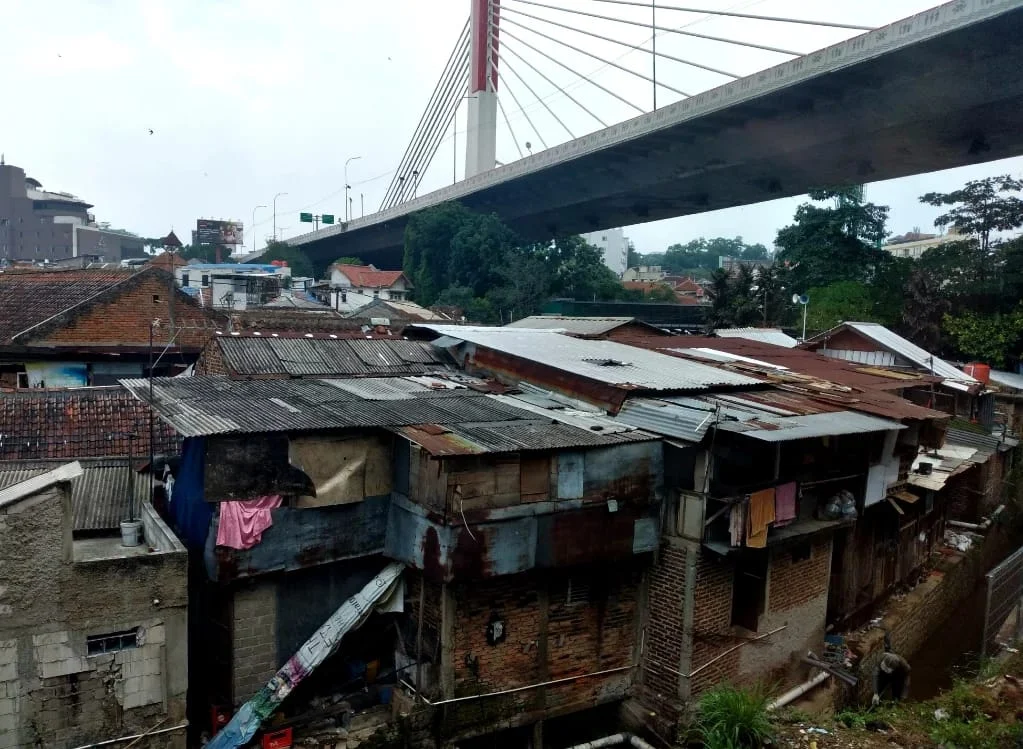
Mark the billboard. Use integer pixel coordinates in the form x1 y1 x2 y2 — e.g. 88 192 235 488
196 219 244 247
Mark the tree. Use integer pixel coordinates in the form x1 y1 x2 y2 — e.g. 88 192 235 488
805 281 880 333
902 267 949 352
626 240 640 270
332 256 364 266
176 244 236 263
943 308 1023 367
705 268 733 329
774 187 890 289
645 284 679 303
920 175 1023 252
259 240 313 279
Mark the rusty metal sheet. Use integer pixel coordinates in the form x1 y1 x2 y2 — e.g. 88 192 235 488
398 426 484 456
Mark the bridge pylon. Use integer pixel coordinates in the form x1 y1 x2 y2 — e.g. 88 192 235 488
465 0 500 178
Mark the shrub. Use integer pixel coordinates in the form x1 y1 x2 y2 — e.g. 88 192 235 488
698 684 774 748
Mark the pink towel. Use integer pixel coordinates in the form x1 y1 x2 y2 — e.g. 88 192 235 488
216 495 282 550
774 482 797 527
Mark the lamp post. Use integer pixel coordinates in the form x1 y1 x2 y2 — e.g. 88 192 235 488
272 193 288 243
345 156 362 221
251 205 267 253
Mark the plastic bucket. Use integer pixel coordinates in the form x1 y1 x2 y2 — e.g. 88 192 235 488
120 520 142 547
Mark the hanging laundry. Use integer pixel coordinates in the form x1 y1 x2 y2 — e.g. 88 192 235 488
746 488 776 549
774 482 798 527
729 500 747 546
216 495 283 550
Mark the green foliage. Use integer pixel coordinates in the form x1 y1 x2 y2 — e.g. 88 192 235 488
805 281 883 333
705 264 795 330
332 256 364 266
698 684 774 749
403 203 626 321
259 240 313 279
835 708 868 730
920 174 1023 251
775 186 890 290
176 244 237 264
637 236 770 276
644 284 679 303
943 308 1023 368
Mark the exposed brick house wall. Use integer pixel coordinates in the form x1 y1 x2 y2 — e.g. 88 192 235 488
441 563 641 738
35 273 222 351
689 554 739 695
640 543 686 715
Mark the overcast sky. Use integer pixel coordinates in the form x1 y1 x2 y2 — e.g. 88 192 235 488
4 0 1021 260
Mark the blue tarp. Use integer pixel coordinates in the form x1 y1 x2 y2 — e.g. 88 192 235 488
172 437 213 549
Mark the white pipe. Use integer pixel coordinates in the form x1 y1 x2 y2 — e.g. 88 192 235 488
564 733 658 749
949 504 1005 532
69 723 189 749
768 671 831 711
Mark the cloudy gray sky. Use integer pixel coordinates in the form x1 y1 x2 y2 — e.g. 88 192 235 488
4 0 1021 260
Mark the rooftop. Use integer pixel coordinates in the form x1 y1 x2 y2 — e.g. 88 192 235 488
0 458 148 531
0 387 180 461
804 322 976 386
331 264 408 289
212 336 447 378
121 374 657 453
714 327 798 348
415 325 761 392
505 315 662 337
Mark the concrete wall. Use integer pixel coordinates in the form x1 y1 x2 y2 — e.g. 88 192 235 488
0 483 187 749
231 581 278 705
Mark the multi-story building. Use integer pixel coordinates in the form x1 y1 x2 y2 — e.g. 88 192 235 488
581 227 629 277
883 228 964 259
0 161 145 264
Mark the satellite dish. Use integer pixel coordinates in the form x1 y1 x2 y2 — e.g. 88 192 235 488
791 293 800 304
799 294 809 305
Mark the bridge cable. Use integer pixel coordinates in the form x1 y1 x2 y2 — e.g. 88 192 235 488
501 5 740 79
497 95 526 160
501 27 646 115
499 53 576 139
382 50 469 207
500 76 549 150
504 0 803 57
381 22 470 207
501 44 607 129
400 85 469 203
588 0 875 32
503 15 689 99
382 34 468 206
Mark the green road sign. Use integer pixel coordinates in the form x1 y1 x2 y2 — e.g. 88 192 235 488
321 214 335 225
299 212 313 223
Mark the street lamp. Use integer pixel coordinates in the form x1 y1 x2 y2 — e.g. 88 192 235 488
272 193 288 243
251 205 267 254
412 170 420 199
345 156 362 221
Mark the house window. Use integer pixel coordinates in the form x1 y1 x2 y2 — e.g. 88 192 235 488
87 629 139 655
181 272 190 286
566 577 592 606
16 372 28 389
201 274 209 286
731 552 768 631
152 294 161 303
373 290 379 297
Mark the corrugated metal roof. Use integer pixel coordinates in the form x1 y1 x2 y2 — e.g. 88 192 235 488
669 347 788 371
829 323 976 384
119 376 652 456
991 369 1023 391
415 325 760 391
216 337 442 378
716 410 903 442
505 316 638 336
945 426 1014 455
0 458 146 531
714 328 798 348
616 398 716 442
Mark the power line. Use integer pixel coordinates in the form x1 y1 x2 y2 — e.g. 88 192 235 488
505 0 802 57
501 26 645 115
587 0 875 31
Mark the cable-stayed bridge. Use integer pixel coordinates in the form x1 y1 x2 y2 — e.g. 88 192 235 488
272 0 1023 268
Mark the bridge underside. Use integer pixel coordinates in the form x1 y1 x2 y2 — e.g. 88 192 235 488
296 6 1023 270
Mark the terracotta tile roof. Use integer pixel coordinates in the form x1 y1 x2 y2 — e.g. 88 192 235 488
0 387 180 461
0 269 134 342
331 264 408 289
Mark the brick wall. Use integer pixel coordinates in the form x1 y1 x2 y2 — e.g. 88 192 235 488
37 273 223 350
231 581 278 705
639 542 686 718
441 563 640 739
689 554 740 695
196 337 227 375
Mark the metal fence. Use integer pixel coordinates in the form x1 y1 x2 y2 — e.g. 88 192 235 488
982 544 1023 656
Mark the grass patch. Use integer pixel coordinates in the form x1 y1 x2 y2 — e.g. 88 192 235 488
698 684 774 749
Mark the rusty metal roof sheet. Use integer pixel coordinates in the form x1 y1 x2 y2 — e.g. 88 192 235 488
716 410 903 442
217 336 443 378
415 325 760 391
0 458 148 531
119 376 655 454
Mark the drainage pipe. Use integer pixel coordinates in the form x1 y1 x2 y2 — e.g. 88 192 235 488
70 722 189 749
948 504 1005 533
564 732 658 749
768 671 831 711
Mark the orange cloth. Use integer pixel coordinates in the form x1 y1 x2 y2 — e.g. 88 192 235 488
746 488 776 548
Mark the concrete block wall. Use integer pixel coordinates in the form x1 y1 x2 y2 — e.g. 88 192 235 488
232 580 279 705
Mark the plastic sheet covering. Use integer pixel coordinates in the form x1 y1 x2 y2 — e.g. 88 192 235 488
172 437 213 549
207 562 405 749
289 435 391 507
